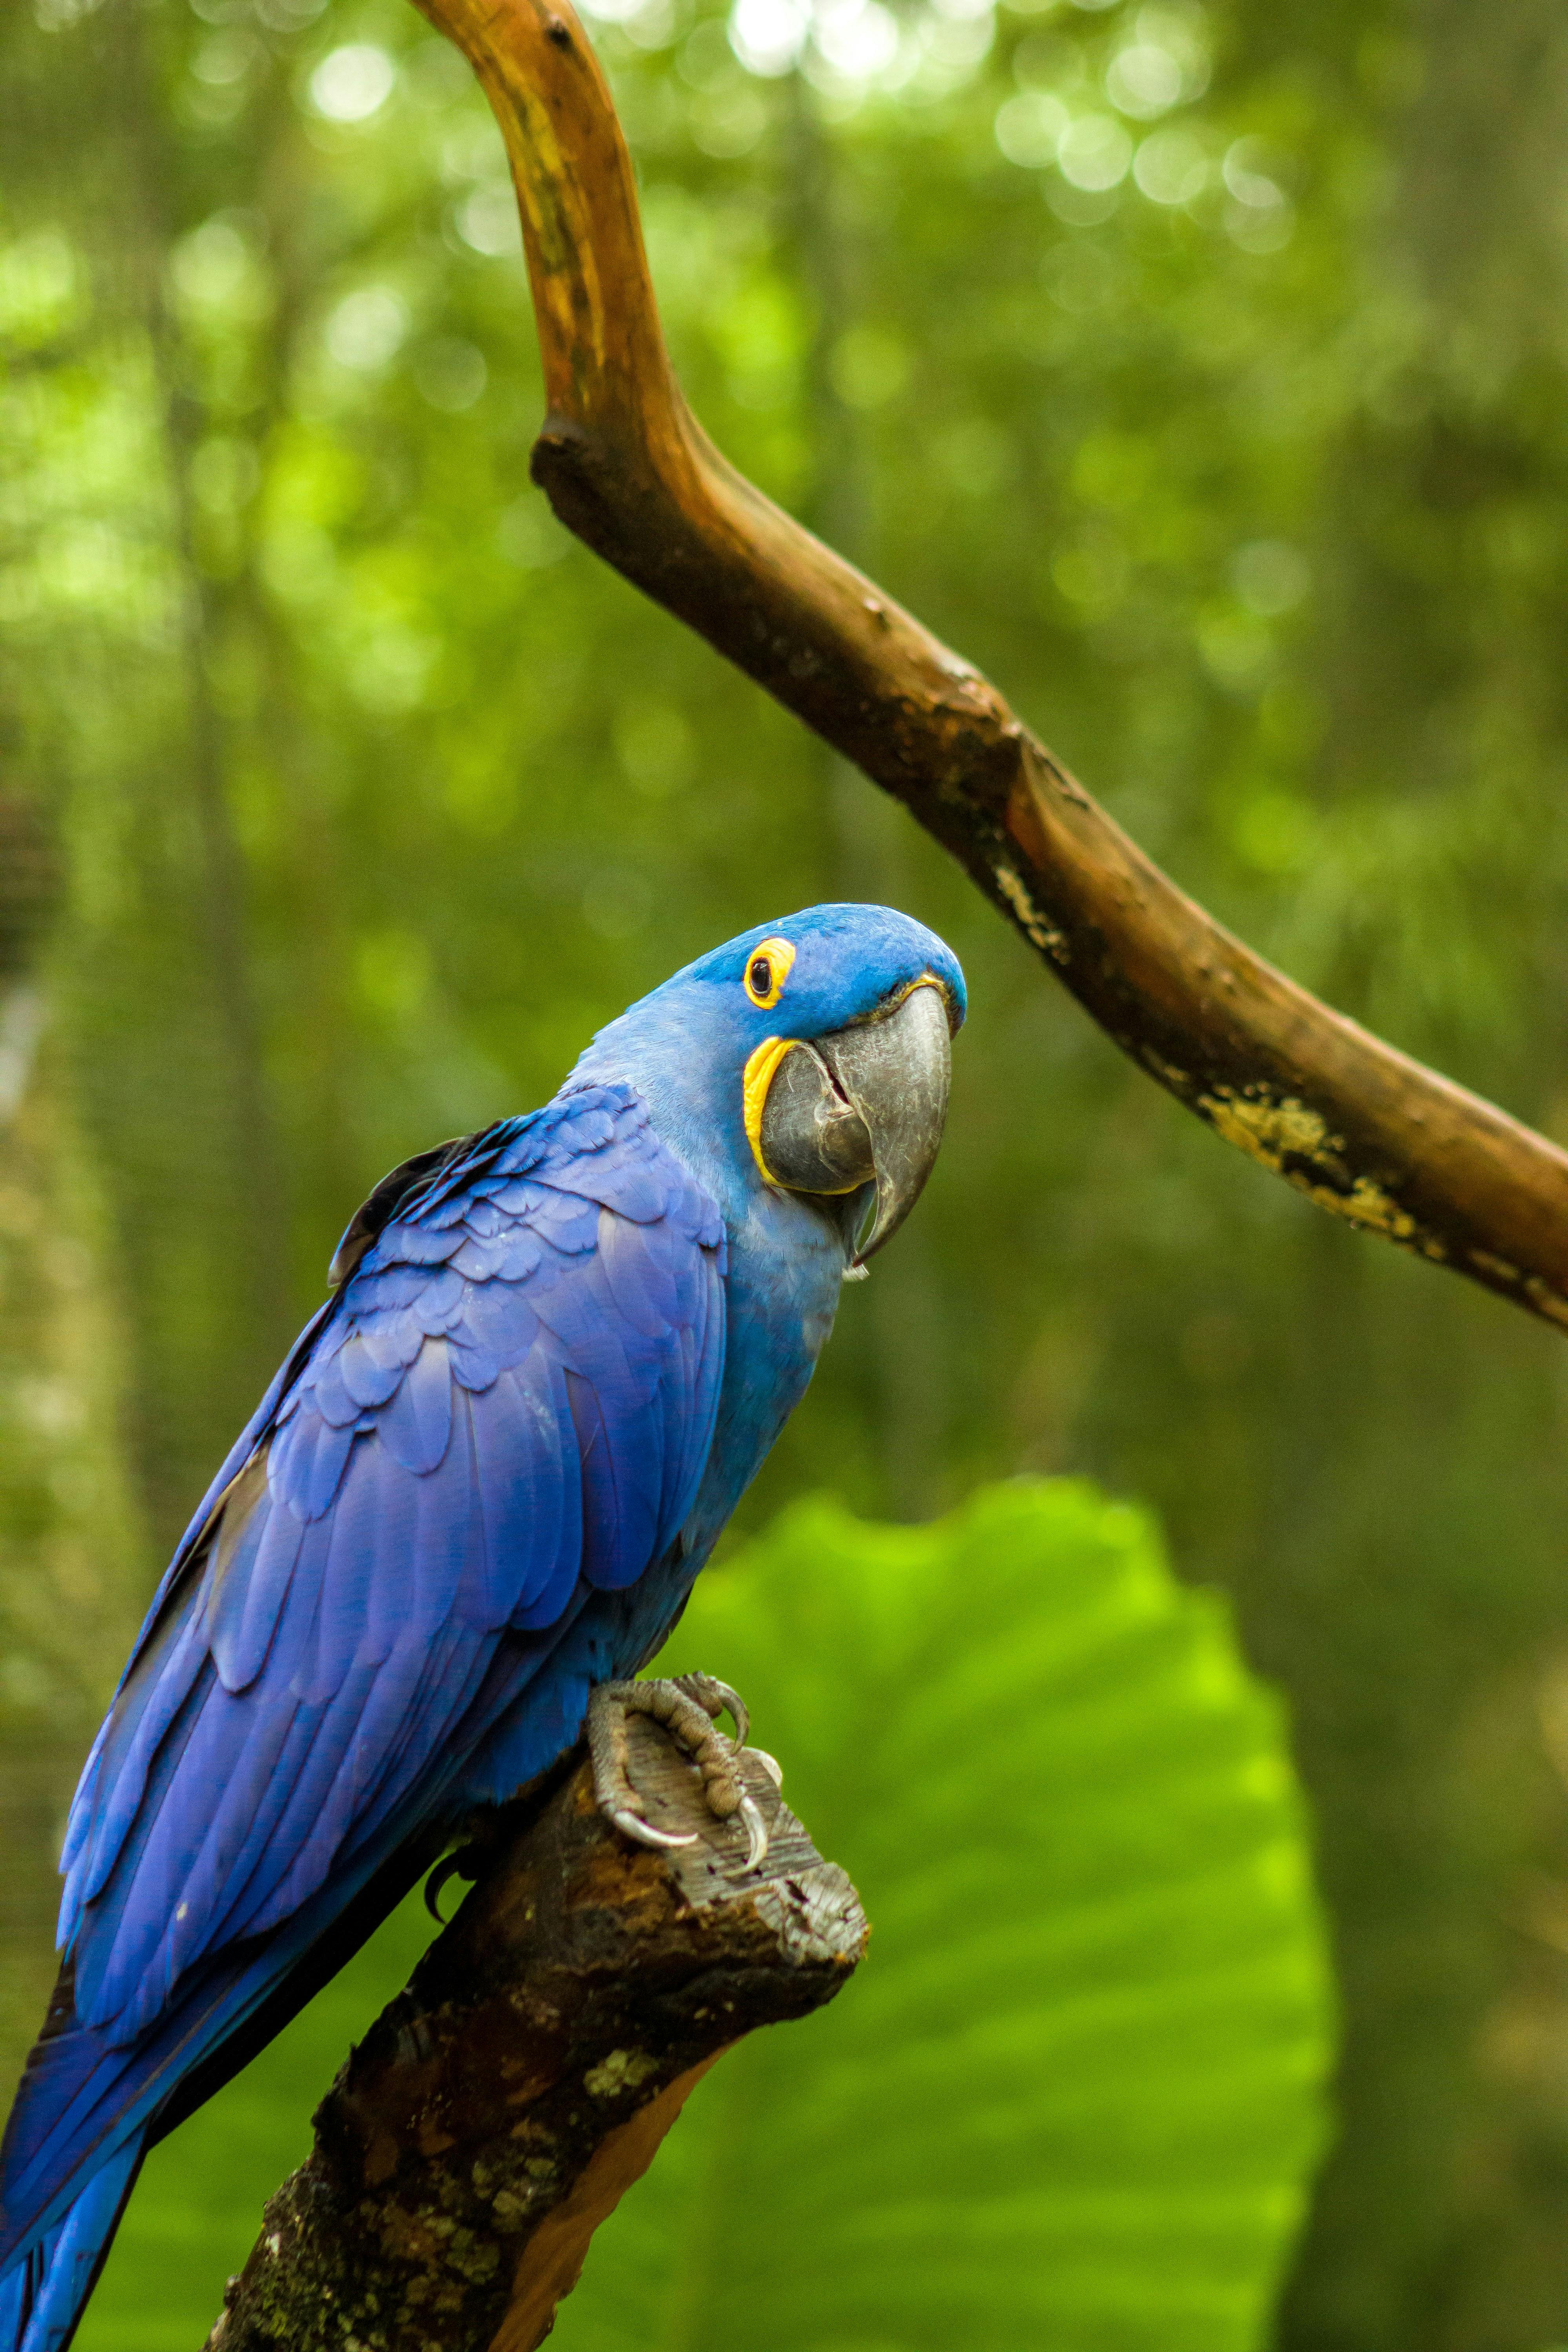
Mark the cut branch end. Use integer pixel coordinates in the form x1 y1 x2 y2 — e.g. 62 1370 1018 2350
205 1728 866 2352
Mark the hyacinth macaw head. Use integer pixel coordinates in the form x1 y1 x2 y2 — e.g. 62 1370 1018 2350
573 901 966 1265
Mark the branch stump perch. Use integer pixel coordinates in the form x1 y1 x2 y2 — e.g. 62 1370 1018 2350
205 1726 866 2352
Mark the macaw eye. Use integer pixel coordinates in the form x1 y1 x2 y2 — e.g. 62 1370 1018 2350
743 936 795 1009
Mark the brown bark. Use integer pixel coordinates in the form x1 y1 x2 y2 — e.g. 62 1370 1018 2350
205 1726 866 2352
404 0 1568 1332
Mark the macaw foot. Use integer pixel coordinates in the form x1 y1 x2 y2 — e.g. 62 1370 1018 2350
587 1673 773 1872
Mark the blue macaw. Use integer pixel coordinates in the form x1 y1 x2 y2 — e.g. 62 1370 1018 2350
0 902 964 2352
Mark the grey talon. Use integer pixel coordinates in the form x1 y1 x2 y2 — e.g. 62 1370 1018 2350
737 1792 769 1872
709 1678 750 1748
750 1748 784 1790
589 1673 765 1858
610 1808 699 1852
674 1670 750 1748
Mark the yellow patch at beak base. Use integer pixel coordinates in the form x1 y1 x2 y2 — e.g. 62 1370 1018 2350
742 1036 798 1183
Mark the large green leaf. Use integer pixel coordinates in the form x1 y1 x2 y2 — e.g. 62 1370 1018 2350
555 1479 1333 2352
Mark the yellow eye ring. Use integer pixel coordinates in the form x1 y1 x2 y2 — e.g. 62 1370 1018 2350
743 936 795 1010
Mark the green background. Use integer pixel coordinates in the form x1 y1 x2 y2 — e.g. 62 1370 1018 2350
3 0 1568 2339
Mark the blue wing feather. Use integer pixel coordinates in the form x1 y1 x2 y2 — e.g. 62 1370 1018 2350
207 1492 307 1693
44 1084 724 2054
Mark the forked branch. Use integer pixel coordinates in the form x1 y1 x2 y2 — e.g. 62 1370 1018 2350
408 0 1568 1332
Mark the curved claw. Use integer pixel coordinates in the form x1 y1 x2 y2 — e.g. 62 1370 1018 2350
675 1671 750 1749
707 1677 750 1749
736 1791 769 1873
749 1748 784 1790
609 1806 700 1853
424 1851 468 1924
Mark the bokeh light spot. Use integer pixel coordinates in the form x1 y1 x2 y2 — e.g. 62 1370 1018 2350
1057 112 1133 190
309 44 396 124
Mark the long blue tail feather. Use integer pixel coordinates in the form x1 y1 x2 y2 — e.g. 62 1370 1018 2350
0 2141 141 2352
0 1810 446 2279
0 1649 592 2336
0 1857 426 2352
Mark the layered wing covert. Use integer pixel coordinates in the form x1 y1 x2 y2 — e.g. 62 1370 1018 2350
55 1085 725 2043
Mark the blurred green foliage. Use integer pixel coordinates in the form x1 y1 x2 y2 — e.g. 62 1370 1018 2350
2 0 1568 2341
78 1481 1332 2352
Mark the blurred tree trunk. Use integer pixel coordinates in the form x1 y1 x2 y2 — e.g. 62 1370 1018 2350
0 786 146 2096
0 0 293 1559
1267 3 1568 2343
0 0 291 2074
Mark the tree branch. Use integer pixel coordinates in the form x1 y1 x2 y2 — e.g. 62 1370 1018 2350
405 0 1568 1333
205 1731 865 2352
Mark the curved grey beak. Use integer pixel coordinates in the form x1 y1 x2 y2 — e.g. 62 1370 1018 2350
755 982 953 1267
